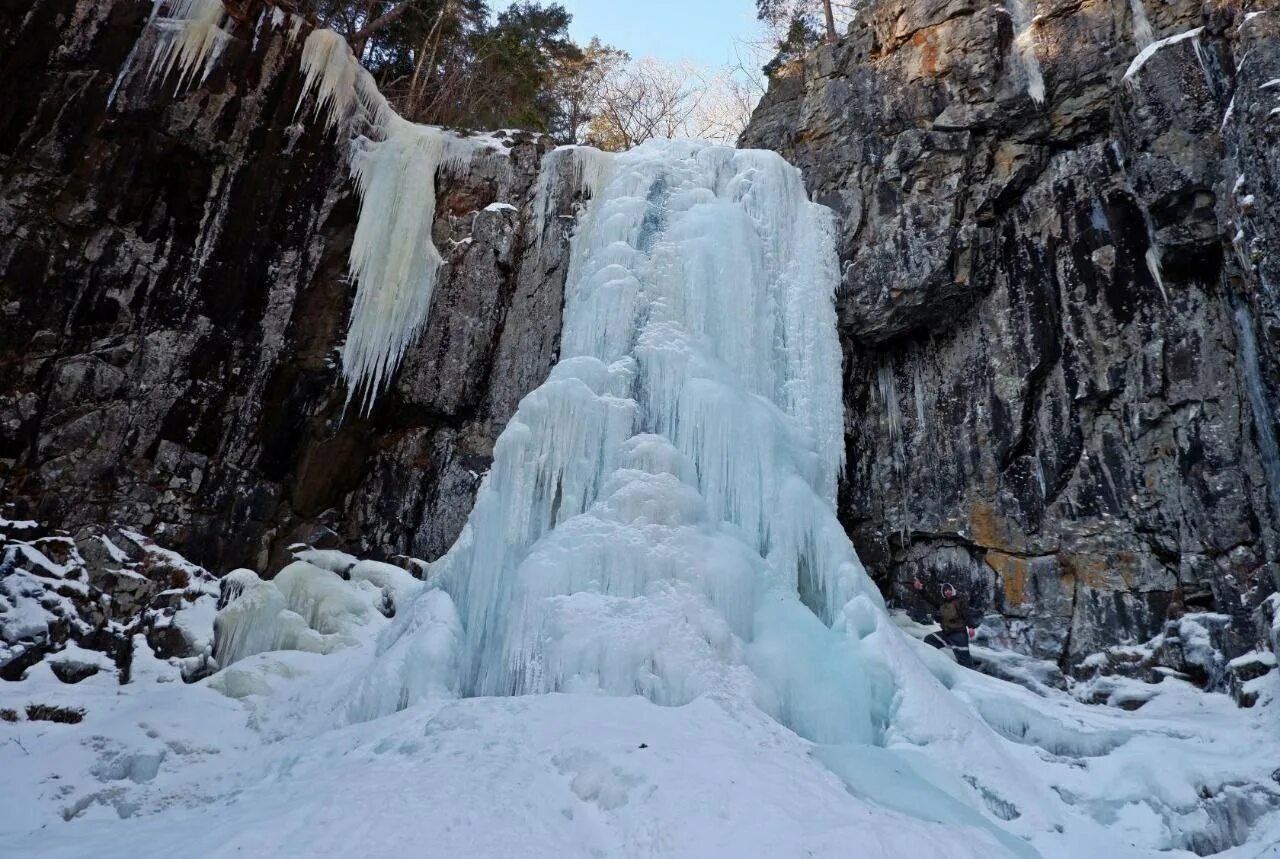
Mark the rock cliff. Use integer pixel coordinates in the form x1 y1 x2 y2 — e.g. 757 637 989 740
741 0 1280 669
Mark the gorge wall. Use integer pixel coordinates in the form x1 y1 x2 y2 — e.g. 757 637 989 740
0 0 591 574
741 0 1280 667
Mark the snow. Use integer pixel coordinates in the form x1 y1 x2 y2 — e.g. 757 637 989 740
291 547 358 575
4 587 1277 856
1228 651 1276 671
119 528 207 579
48 642 117 676
170 593 217 655
1124 28 1205 82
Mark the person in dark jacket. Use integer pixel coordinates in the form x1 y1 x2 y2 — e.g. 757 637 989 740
913 578 977 669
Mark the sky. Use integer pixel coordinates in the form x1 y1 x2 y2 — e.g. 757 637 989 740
493 0 764 70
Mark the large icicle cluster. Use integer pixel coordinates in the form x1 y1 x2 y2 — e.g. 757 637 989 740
139 9 505 412
366 139 894 746
147 0 233 92
296 30 502 413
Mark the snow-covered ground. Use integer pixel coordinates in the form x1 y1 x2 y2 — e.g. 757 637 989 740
2 588 1278 858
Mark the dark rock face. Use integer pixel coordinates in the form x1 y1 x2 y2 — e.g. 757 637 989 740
0 0 586 573
742 0 1280 669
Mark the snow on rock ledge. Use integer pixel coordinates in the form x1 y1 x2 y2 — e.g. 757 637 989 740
1 521 219 686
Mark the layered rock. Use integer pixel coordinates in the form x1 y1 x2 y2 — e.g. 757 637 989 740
0 0 589 573
742 0 1280 670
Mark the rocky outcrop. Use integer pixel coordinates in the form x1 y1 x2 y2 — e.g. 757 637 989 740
0 0 589 573
742 0 1280 671
0 516 219 683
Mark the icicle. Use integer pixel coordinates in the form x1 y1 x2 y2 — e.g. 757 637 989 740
341 128 475 412
286 14 305 46
295 29 499 413
297 28 359 130
877 359 904 476
107 0 165 108
912 355 928 434
147 0 233 93
250 7 265 52
1234 304 1280 513
1145 246 1169 302
532 145 618 248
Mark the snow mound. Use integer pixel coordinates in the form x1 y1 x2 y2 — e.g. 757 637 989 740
212 562 390 667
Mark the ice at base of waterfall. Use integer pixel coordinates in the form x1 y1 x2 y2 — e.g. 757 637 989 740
1 615 1278 858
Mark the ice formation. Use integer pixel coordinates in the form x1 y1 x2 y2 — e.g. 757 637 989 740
212 562 388 666
147 0 232 92
1235 303 1280 513
142 11 514 414
361 139 896 751
107 1 164 107
1005 0 1046 104
294 29 503 412
1128 0 1155 49
61 18 1280 856
532 144 618 246
1124 27 1207 82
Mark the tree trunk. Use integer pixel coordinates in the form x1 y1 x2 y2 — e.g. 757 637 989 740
821 0 836 42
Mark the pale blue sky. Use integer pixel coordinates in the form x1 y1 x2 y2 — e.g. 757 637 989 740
494 0 762 69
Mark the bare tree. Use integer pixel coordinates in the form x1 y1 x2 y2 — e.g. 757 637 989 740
582 57 761 150
756 0 863 43
584 58 710 150
687 71 758 144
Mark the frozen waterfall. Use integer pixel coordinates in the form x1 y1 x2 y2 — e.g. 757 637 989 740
361 140 890 743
